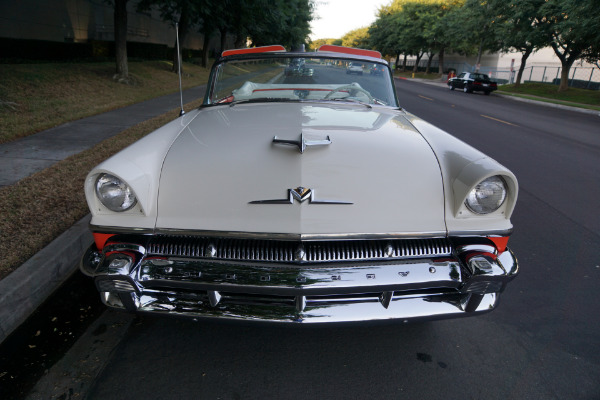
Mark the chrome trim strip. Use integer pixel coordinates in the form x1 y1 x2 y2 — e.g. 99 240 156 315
153 229 449 241
90 224 448 240
448 229 513 237
90 224 155 234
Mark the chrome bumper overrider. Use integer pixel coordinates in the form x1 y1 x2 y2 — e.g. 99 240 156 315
80 239 518 323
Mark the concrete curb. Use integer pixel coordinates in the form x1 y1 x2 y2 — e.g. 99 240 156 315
0 214 92 344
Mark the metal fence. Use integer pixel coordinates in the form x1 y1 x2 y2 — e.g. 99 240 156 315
400 59 600 90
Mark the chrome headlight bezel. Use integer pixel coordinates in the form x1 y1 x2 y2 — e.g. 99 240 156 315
464 175 507 215
95 173 138 212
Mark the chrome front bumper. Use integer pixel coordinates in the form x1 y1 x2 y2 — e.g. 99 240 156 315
81 239 518 323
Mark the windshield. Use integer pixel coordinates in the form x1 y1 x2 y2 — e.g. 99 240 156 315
207 55 397 107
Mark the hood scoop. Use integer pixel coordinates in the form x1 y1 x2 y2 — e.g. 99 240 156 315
272 132 331 153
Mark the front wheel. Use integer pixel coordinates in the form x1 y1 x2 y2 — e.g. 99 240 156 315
449 84 455 90
463 85 471 93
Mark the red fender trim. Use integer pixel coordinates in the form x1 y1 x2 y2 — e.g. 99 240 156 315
93 233 115 251
487 236 509 253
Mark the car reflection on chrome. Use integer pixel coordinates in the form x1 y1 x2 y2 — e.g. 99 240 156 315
80 44 519 324
346 62 364 75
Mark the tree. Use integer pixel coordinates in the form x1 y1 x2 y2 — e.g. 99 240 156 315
447 0 504 72
369 0 464 73
369 10 404 67
538 0 600 91
113 0 129 82
394 2 432 73
137 0 201 72
309 38 340 51
249 0 314 49
341 27 370 49
495 0 547 87
426 0 464 74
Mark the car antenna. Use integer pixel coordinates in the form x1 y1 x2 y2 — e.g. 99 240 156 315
175 22 185 116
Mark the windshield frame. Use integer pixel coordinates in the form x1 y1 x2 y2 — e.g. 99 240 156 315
202 52 400 109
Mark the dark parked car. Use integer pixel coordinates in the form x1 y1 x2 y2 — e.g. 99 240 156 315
448 72 498 95
370 64 385 76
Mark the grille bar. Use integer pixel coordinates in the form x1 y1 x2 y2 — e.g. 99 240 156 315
147 236 452 263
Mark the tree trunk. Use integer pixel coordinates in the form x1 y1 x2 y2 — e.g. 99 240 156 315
234 34 245 49
201 32 211 68
413 52 424 73
402 54 407 72
114 0 128 81
220 28 228 54
549 42 580 92
558 62 572 92
395 53 400 70
425 52 435 74
437 47 445 74
475 39 484 72
515 46 532 87
173 7 190 73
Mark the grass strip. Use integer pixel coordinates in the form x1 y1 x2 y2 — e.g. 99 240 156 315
495 83 600 108
0 99 203 279
394 71 444 80
496 91 600 111
0 61 210 144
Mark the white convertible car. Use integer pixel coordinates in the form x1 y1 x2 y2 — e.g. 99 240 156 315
81 45 518 323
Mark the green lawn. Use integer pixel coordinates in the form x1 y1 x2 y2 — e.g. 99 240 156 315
497 83 600 110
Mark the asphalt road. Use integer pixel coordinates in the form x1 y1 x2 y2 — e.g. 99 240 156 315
26 79 600 399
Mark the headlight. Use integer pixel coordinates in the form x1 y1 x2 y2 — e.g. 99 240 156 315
95 173 137 212
465 176 507 214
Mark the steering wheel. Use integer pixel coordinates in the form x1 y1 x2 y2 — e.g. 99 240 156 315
324 85 373 103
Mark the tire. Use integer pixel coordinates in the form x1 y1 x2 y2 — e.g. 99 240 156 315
484 91 491 96
463 86 469 93
449 84 454 90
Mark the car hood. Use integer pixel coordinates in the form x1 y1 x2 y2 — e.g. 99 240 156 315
156 103 446 236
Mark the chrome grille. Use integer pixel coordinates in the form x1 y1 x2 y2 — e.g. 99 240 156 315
147 236 452 263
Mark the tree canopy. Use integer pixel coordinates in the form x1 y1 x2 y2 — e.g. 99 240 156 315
364 0 599 90
137 0 314 67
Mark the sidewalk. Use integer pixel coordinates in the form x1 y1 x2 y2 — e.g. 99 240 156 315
0 85 206 187
0 85 205 343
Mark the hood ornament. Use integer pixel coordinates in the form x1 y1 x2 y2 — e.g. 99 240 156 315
273 133 331 153
250 187 352 205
